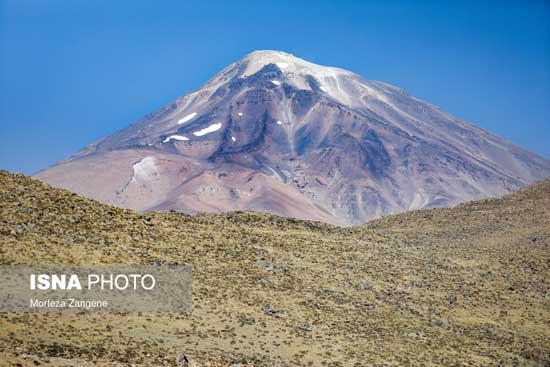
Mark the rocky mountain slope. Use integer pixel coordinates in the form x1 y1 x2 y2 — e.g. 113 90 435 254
35 50 550 225
1 170 549 366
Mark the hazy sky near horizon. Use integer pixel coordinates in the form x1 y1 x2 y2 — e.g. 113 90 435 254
0 0 549 174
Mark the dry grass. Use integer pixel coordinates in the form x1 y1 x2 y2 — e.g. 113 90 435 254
0 171 549 366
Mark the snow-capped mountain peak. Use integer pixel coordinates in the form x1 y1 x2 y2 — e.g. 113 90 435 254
35 51 550 225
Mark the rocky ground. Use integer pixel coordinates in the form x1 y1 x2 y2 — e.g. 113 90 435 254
0 170 549 366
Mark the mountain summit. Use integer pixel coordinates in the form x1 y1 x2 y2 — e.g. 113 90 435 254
35 50 550 225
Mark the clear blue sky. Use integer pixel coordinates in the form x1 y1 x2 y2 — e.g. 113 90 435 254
1 0 548 174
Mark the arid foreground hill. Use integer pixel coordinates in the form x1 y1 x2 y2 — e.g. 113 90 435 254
0 170 549 366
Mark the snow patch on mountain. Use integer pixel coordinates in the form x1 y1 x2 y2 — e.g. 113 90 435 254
193 123 222 136
276 62 289 70
131 157 158 183
178 112 197 125
163 135 189 143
